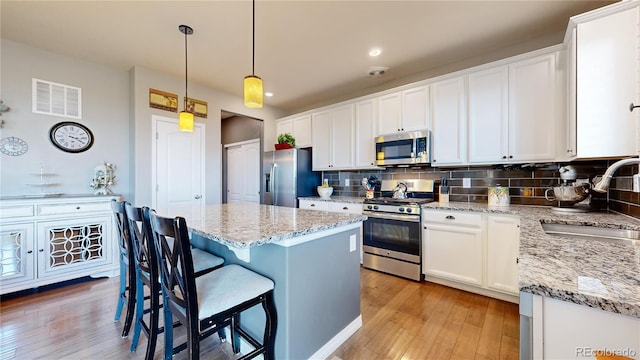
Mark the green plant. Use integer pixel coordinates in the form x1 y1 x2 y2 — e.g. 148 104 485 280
277 133 296 147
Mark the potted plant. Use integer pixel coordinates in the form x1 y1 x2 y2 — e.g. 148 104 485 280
275 133 296 150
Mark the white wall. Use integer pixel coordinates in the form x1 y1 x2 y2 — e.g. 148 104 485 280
0 39 285 204
0 39 130 198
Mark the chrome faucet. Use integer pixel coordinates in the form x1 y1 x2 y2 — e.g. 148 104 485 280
592 157 640 193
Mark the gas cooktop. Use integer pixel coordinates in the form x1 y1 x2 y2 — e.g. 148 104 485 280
363 197 434 205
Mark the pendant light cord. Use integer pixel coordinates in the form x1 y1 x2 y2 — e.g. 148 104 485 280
252 0 255 76
184 29 189 108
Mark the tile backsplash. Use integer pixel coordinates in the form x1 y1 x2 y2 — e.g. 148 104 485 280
319 159 640 219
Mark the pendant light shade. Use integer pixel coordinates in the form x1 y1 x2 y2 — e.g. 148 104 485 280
244 0 263 108
244 75 263 108
179 24 194 132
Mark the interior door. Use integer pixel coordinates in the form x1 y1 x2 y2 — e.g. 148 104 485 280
225 139 260 204
153 116 205 215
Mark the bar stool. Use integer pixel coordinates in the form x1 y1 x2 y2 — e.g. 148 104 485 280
125 203 225 360
111 199 136 338
148 208 277 360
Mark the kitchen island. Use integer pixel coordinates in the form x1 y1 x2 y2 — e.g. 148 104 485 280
163 203 367 360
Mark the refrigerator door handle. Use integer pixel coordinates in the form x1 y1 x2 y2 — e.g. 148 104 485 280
272 163 278 205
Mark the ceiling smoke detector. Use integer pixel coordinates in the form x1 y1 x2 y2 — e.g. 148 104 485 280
368 66 388 77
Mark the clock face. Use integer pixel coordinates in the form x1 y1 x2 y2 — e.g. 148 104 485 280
0 136 29 156
49 122 94 153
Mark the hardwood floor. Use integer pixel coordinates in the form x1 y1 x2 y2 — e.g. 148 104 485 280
0 268 519 359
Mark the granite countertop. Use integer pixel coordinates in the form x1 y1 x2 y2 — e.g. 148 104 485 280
298 196 365 204
423 201 640 318
165 203 367 249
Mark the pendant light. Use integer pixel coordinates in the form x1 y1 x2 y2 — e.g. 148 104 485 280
244 0 263 108
179 24 194 132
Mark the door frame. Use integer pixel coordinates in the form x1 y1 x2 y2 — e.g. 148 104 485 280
151 115 206 210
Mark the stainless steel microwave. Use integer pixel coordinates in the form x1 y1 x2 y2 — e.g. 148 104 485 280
375 130 431 166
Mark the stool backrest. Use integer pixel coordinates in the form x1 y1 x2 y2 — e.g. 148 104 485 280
111 199 131 259
147 209 198 322
124 203 158 282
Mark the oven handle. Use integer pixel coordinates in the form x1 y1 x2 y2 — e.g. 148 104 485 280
363 211 420 222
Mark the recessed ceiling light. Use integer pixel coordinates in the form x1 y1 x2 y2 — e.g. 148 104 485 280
265 92 273 97
369 48 382 57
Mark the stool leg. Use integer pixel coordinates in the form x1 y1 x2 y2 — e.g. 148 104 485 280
121 260 137 337
262 291 278 360
129 272 144 352
231 314 241 354
144 286 160 360
162 291 174 360
113 256 126 323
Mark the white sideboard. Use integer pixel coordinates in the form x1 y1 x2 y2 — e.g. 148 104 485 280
0 195 120 295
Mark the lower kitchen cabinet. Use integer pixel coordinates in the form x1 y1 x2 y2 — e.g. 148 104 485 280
0 195 119 295
298 199 329 211
422 210 483 286
422 209 520 302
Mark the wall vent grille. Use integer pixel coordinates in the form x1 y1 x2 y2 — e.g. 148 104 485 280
32 78 81 119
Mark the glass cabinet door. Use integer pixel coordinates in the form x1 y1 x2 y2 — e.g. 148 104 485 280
0 222 35 287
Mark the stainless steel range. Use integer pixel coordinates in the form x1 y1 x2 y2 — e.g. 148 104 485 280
362 179 435 281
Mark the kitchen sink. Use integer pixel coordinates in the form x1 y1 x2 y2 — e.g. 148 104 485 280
541 222 640 246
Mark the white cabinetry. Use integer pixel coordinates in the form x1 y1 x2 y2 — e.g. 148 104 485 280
422 210 482 286
568 3 639 158
354 99 380 168
468 66 509 164
311 105 355 170
508 53 558 162
377 86 430 136
276 114 312 148
430 77 466 166
524 293 640 359
0 196 119 295
486 215 520 294
422 209 520 301
298 199 329 211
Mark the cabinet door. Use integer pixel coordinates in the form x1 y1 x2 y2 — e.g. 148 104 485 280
402 86 430 132
508 53 557 162
355 99 378 168
330 105 355 169
311 111 332 170
377 92 402 135
576 6 638 158
422 223 482 286
431 76 467 166
276 119 293 139
292 115 312 148
486 215 520 295
0 222 35 288
37 216 113 279
468 66 509 164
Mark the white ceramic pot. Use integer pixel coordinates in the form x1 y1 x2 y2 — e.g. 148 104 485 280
488 186 510 207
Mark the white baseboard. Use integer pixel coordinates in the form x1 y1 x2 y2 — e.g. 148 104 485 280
309 315 363 360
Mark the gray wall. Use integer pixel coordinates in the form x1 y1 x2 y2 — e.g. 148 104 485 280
0 39 286 203
0 39 130 198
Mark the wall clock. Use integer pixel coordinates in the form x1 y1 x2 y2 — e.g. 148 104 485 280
0 136 29 156
49 121 94 153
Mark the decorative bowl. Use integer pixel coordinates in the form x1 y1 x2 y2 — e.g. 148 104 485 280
317 186 333 199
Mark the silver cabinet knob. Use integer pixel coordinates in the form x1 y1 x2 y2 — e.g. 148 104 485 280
194 195 202 199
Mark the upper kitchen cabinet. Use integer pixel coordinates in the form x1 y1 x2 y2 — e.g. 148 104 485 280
354 99 381 168
431 76 467 166
275 114 312 148
311 104 355 170
468 65 509 164
377 86 430 136
566 2 639 159
508 52 558 162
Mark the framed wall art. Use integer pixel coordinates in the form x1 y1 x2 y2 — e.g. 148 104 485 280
149 88 178 112
187 97 208 118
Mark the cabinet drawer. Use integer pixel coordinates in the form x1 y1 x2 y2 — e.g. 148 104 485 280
299 200 329 211
38 202 112 216
0 205 35 218
422 210 482 227
328 202 362 214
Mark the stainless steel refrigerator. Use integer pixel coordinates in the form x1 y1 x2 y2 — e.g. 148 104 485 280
262 148 320 208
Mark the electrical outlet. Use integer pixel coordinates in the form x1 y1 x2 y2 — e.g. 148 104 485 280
634 174 640 193
345 179 350 187
463 178 471 188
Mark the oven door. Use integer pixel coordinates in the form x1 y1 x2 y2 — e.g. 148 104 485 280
362 212 421 261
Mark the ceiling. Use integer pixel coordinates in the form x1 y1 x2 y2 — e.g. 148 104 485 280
1 1 616 115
